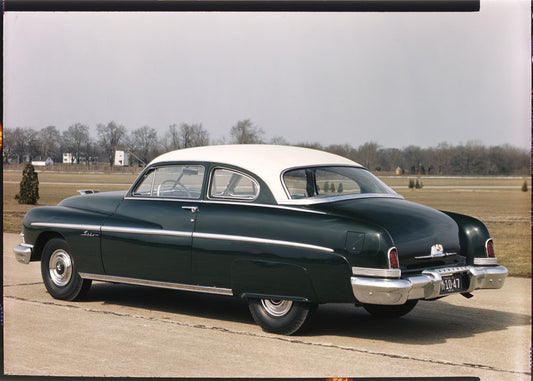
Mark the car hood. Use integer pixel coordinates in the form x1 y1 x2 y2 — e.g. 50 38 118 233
58 190 127 215
312 197 463 271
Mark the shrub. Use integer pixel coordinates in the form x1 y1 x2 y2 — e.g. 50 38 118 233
408 179 415 189
415 179 423 189
337 183 343 193
521 181 528 192
15 163 40 204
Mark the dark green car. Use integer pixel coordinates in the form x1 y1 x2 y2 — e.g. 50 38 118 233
14 145 508 335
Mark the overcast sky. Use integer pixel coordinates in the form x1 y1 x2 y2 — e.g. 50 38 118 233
3 0 531 149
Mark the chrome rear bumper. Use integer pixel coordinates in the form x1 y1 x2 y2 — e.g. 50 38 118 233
351 265 508 305
14 243 34 264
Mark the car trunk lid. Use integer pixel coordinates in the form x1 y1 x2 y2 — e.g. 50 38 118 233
313 197 463 272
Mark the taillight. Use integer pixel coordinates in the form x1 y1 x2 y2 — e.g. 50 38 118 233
388 247 399 269
486 239 495 258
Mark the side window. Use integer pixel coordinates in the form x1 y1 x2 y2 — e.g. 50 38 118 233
132 165 205 199
209 168 260 201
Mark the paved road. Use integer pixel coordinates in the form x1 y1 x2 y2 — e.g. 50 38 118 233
3 233 531 379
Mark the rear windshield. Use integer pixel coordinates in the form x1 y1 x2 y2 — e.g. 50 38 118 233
283 166 396 200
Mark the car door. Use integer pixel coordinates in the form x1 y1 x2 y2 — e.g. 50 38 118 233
100 164 205 284
191 167 262 288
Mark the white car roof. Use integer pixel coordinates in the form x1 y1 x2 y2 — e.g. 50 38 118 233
149 144 362 202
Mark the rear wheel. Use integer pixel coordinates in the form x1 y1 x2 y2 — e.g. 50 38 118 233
41 238 91 301
248 298 317 335
363 300 418 318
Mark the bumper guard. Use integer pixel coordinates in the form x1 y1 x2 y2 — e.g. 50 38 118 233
14 243 34 264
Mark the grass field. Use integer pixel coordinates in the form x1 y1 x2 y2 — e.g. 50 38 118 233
3 170 531 277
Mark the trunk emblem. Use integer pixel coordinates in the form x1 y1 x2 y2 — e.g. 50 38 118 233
415 244 457 260
431 244 444 255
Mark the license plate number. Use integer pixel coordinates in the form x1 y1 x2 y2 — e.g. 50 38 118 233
440 274 465 294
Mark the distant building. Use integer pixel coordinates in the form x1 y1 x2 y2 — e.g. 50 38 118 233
395 166 404 175
32 157 54 166
63 153 76 164
114 150 129 166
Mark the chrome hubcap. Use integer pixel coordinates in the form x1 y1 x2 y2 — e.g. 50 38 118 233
261 299 293 317
49 250 73 287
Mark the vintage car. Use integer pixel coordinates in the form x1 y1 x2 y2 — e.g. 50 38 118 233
14 145 508 335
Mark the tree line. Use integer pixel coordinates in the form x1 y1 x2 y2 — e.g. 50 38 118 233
3 119 529 176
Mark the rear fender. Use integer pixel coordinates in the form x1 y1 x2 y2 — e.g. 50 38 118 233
231 259 317 302
441 211 491 264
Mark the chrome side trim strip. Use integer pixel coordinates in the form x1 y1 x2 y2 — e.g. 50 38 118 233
78 273 233 296
193 232 334 253
352 267 401 279
31 223 333 253
101 226 192 238
31 222 101 231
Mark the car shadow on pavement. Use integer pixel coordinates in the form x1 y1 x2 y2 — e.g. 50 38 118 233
85 282 530 344
304 301 531 343
86 282 254 324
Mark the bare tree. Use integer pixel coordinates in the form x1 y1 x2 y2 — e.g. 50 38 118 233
63 123 89 164
129 125 158 165
179 123 210 148
270 136 289 145
356 142 381 170
161 123 210 151
38 126 62 162
96 121 127 167
230 119 264 144
4 127 38 163
162 124 181 151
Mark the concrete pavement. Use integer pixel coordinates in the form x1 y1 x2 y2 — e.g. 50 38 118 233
3 232 531 379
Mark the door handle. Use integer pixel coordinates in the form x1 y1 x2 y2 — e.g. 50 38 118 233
182 206 199 213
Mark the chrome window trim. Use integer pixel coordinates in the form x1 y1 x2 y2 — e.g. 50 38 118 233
130 164 205 200
278 193 403 206
78 273 233 296
352 266 401 279
280 165 400 202
280 164 357 199
124 196 202 203
207 166 260 202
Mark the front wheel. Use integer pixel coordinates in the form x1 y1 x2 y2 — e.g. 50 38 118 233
362 300 418 318
248 298 317 335
41 238 91 301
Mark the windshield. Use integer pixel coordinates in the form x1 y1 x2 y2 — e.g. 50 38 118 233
282 166 397 200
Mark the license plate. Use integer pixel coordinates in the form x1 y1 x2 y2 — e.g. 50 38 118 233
440 273 465 294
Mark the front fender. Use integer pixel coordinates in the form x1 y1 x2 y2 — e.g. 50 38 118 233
22 205 109 274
